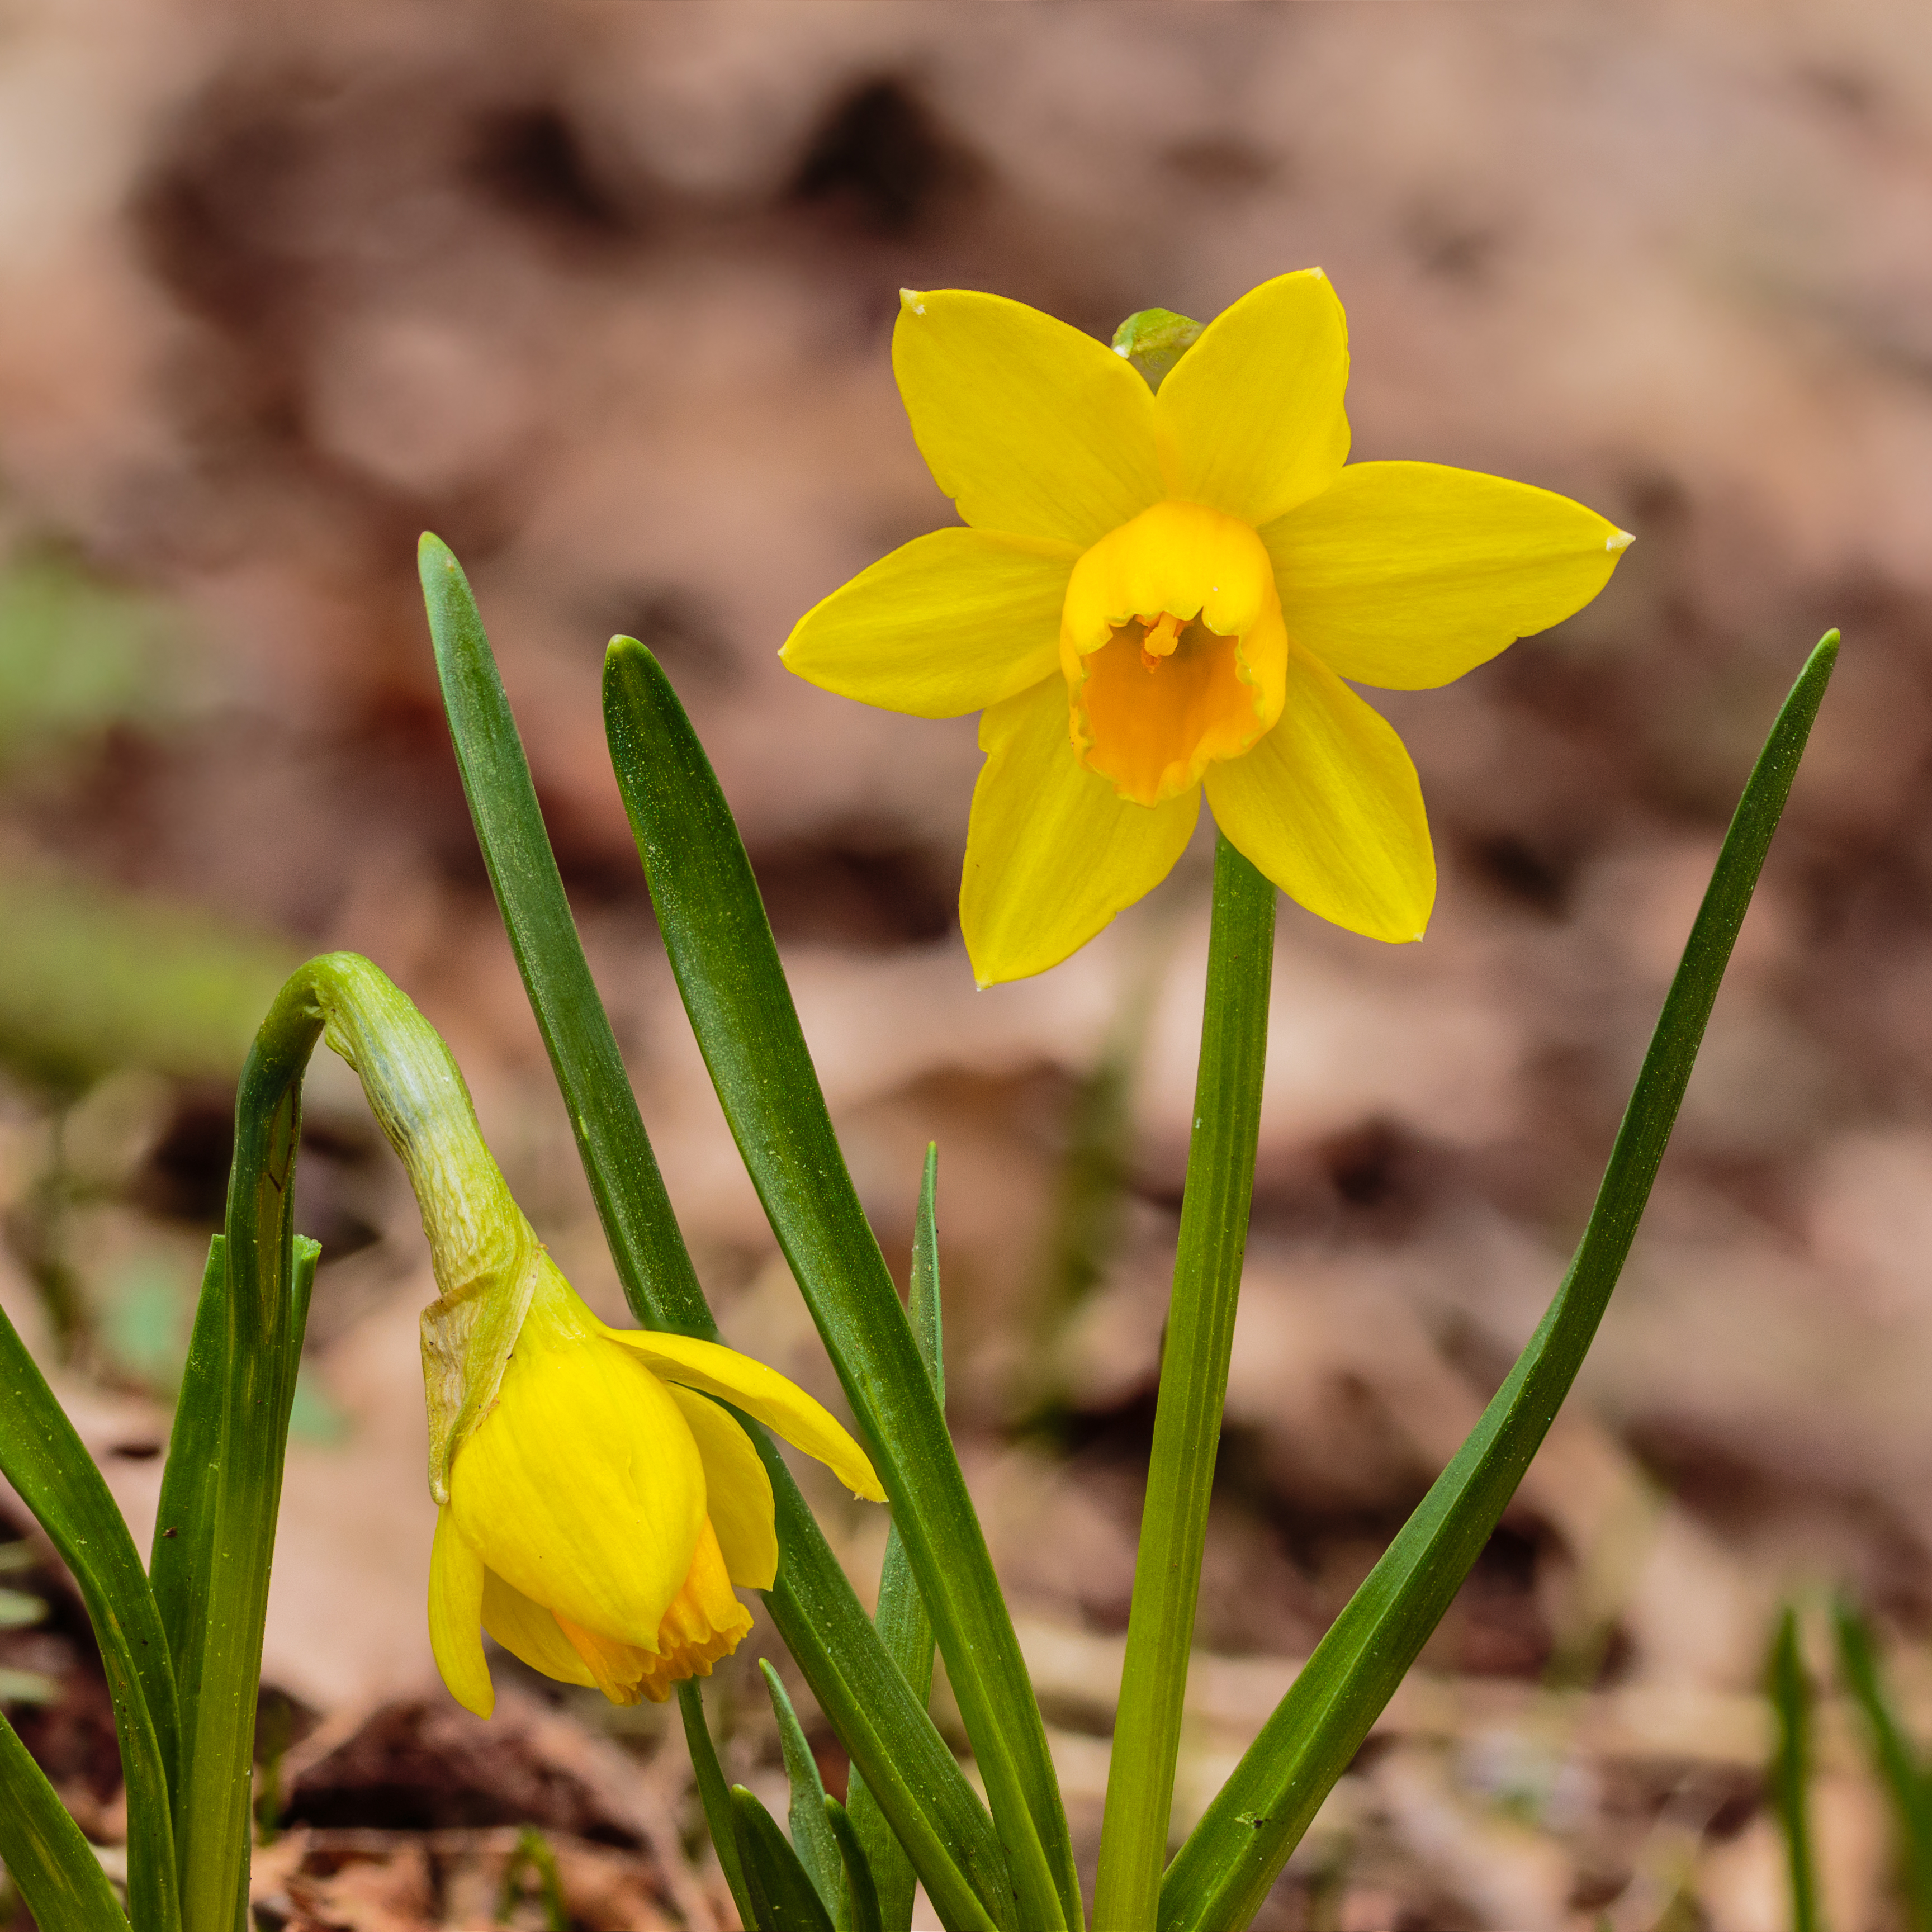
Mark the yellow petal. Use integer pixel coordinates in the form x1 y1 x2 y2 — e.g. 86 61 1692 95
599 1325 885 1503
428 1507 493 1718
665 1385 778 1590
555 1519 751 1707
893 288 1165 547
642 1518 754 1698
1204 648 1434 941
780 528 1072 719
481 1566 596 1688
449 1328 706 1649
1263 461 1633 688
962 675 1200 984
1156 269 1350 527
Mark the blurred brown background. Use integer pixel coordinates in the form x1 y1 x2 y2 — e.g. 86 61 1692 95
3 3 1932 1928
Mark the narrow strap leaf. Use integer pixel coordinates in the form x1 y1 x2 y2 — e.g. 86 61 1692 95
827 1796 884 1932
1095 835 1275 1932
605 635 1078 1932
761 1659 842 1914
418 533 711 1333
845 1149 945 1932
1159 631 1840 1932
418 539 1012 1932
0 1706 129 1931
0 1301 180 1932
151 1235 226 1724
679 1684 759 1932
734 1786 837 1932
1770 1605 1823 1932
1834 1599 1932 1932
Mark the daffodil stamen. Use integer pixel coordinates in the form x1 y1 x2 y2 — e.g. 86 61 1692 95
1139 610 1185 670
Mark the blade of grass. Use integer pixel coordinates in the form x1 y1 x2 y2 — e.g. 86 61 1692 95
0 1707 129 1930
1094 834 1275 1932
735 1786 838 1932
762 1659 842 1915
1834 1598 1932 1932
418 537 1011 1932
0 1300 179 1932
844 1149 945 1932
1770 1605 1824 1932
496 1827 570 1932
605 635 1078 1932
1159 631 1840 1932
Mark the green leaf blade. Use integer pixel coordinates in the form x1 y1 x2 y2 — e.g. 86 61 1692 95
0 1707 129 1931
604 636 1076 1932
828 1796 885 1932
1159 631 1839 1932
680 1683 760 1932
417 533 712 1336
761 1658 842 1914
735 1786 838 1932
845 1150 945 1932
418 544 1012 1932
0 1300 179 1932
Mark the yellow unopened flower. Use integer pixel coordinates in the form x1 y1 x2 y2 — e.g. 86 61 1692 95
781 272 1632 984
300 951 884 1716
429 1256 884 1713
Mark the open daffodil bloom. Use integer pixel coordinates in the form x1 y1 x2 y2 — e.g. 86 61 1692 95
429 1255 883 1713
782 271 1632 983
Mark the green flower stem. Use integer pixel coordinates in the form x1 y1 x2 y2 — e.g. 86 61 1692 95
171 969 319 1932
1093 835 1277 1932
172 950 517 1931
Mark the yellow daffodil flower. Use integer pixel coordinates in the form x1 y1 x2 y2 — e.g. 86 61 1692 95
781 272 1632 983
428 1254 884 1713
300 950 884 1717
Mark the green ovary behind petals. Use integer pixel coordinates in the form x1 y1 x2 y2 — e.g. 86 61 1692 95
1204 648 1434 942
1156 269 1351 528
963 676 1199 986
780 527 1072 719
1264 461 1633 689
449 1330 705 1650
893 289 1166 548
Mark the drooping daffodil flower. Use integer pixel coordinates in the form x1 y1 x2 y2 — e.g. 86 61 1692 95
305 951 883 1717
430 1254 882 1713
782 272 1632 984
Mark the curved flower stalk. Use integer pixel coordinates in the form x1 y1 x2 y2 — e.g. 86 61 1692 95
783 271 1632 983
314 954 884 1713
